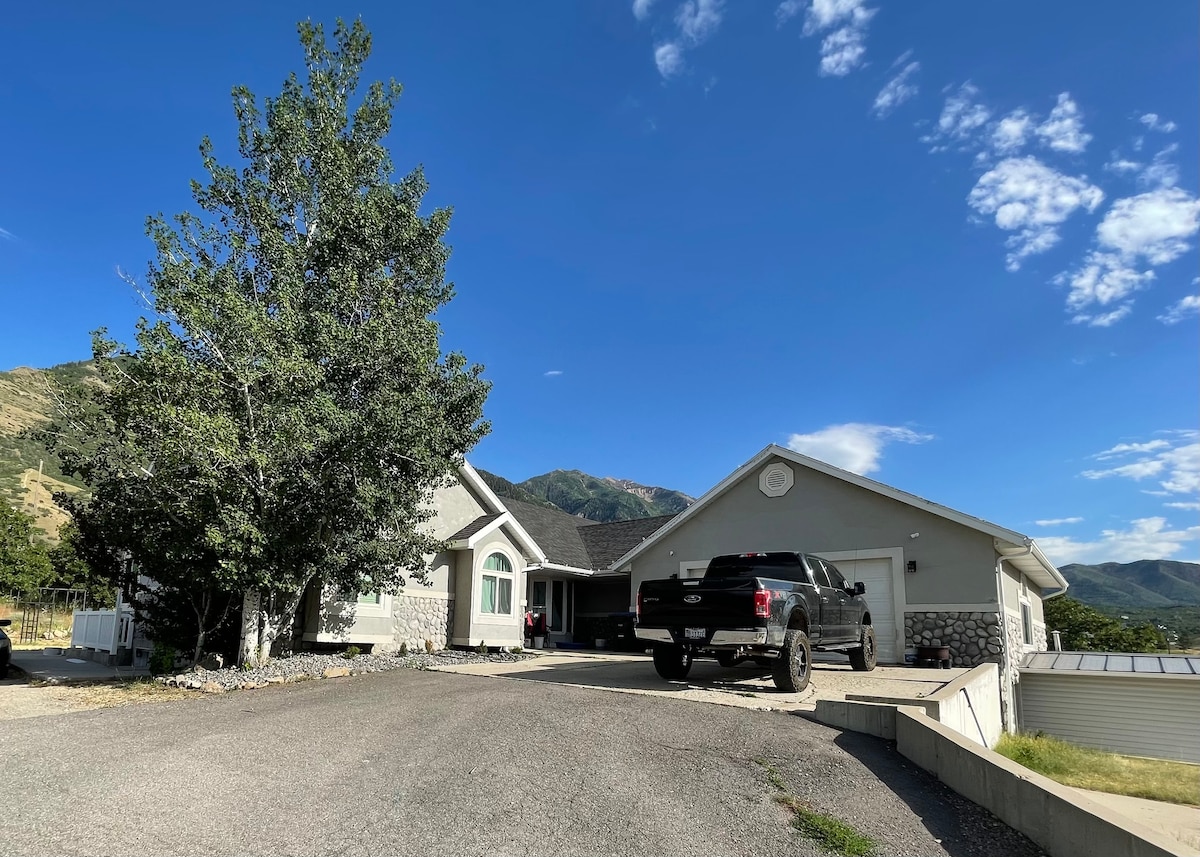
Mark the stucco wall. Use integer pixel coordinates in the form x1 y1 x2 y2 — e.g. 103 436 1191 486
450 530 525 647
626 455 999 606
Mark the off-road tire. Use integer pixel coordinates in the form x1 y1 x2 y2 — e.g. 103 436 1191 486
772 628 812 692
652 644 693 681
849 625 878 672
715 651 745 668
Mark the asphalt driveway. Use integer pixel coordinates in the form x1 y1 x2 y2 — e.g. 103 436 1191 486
0 668 1044 857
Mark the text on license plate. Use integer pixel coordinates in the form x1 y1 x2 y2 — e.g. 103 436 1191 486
684 628 707 640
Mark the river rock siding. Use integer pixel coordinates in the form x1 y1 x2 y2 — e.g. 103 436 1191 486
388 595 454 652
904 611 1004 668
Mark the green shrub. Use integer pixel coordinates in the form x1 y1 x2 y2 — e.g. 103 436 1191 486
343 645 361 659
476 640 488 654
398 641 408 656
148 643 178 675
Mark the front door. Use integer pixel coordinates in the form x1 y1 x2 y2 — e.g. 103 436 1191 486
529 579 573 637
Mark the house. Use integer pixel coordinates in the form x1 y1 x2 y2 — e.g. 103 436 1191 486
300 463 668 651
608 444 1069 725
1018 651 1200 763
302 443 1066 727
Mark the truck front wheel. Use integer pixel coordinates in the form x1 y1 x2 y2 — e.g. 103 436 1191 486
652 644 693 681
772 628 811 692
849 626 878 672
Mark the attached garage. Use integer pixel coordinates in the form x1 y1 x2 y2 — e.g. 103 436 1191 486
812 552 903 664
1018 652 1200 763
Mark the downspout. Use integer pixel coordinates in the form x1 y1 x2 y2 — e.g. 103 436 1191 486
995 539 1033 733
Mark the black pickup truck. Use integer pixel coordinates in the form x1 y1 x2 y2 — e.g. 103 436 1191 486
635 552 877 692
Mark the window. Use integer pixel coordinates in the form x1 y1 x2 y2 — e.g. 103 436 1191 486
357 592 381 605
807 557 832 588
1021 601 1033 646
823 560 848 590
480 552 513 615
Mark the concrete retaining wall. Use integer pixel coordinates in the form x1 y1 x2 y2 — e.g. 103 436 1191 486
894 707 1188 857
838 662 1002 747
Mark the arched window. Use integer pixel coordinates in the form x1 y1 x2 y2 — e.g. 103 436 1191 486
480 552 513 615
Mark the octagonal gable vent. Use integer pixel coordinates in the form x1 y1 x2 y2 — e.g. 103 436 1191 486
759 463 794 498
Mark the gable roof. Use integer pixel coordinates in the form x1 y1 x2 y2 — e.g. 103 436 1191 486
608 444 1068 591
453 464 546 562
446 513 504 542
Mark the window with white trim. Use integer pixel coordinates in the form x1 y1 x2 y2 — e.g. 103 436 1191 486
480 552 514 616
1020 600 1033 646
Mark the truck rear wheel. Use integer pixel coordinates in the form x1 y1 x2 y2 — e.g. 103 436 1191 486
772 628 811 692
849 626 877 672
652 644 693 681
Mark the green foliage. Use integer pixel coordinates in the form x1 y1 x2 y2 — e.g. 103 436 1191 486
397 641 408 656
36 19 490 664
149 643 179 675
482 468 692 523
343 645 362 659
755 759 876 856
996 733 1200 806
1044 597 1164 652
1059 560 1200 609
0 501 53 594
476 640 488 654
46 522 116 607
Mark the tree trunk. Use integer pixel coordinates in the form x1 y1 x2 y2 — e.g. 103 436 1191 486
239 589 261 666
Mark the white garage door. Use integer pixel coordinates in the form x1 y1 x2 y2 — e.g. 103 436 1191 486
829 557 898 663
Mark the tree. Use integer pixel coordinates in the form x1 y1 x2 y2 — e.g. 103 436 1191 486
0 502 52 596
42 19 489 664
1043 597 1164 653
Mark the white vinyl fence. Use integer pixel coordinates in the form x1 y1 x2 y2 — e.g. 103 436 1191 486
72 605 135 654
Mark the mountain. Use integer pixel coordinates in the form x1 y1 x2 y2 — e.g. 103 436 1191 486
1058 560 1200 609
479 468 693 523
0 362 93 539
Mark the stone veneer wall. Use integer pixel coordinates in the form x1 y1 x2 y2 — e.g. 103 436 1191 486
904 611 1003 668
387 595 454 653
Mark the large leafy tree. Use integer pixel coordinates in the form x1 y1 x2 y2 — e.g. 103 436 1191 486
0 502 53 596
43 19 489 664
1043 597 1164 653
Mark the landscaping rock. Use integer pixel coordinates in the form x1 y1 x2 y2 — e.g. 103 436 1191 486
323 666 351 678
200 682 225 694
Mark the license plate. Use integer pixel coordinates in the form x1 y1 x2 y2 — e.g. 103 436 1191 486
684 628 707 640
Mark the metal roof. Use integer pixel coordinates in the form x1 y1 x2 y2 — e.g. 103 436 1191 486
1022 652 1200 678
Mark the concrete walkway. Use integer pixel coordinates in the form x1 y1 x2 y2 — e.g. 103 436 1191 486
10 649 150 683
1076 789 1200 853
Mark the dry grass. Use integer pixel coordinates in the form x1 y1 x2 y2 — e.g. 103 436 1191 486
36 680 196 710
997 733 1200 806
755 758 878 856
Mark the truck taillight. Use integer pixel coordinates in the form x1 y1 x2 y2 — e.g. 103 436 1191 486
754 588 771 618
636 590 642 621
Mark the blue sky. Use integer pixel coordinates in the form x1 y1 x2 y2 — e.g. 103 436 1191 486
1 1 1197 565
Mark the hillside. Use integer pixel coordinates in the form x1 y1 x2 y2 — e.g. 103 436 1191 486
480 468 694 523
0 362 93 539
1058 560 1200 609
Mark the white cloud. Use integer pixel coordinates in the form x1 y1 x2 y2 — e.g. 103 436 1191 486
967 156 1104 271
1139 144 1181 190
632 0 657 21
1070 303 1134 328
1035 93 1092 153
785 422 933 475
649 0 724 79
1165 502 1200 511
675 0 724 44
1081 432 1200 498
1093 440 1171 459
775 0 804 26
990 109 1035 155
1096 188 1200 265
791 0 877 77
1057 188 1200 321
543 370 563 377
1038 517 1200 565
872 60 919 118
1140 113 1177 133
1034 517 1084 527
1158 294 1200 325
0 226 14 241
1104 156 1142 175
924 83 991 151
655 42 684 77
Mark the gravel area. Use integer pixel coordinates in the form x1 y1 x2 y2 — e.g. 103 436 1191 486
158 648 535 691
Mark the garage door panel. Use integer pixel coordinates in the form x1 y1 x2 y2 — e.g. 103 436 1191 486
830 557 897 663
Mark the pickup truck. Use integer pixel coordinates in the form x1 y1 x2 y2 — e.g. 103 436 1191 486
635 551 877 692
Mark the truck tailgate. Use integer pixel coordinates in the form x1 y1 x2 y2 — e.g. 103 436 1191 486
638 577 762 628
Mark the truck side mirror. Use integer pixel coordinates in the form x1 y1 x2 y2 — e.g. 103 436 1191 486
853 582 866 596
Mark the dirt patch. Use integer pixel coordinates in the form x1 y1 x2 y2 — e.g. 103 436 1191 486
0 675 194 721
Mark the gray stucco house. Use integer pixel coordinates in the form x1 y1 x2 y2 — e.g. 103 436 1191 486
300 463 665 651
300 444 1066 723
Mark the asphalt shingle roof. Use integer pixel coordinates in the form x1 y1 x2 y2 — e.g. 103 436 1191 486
446 513 504 542
503 499 675 571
